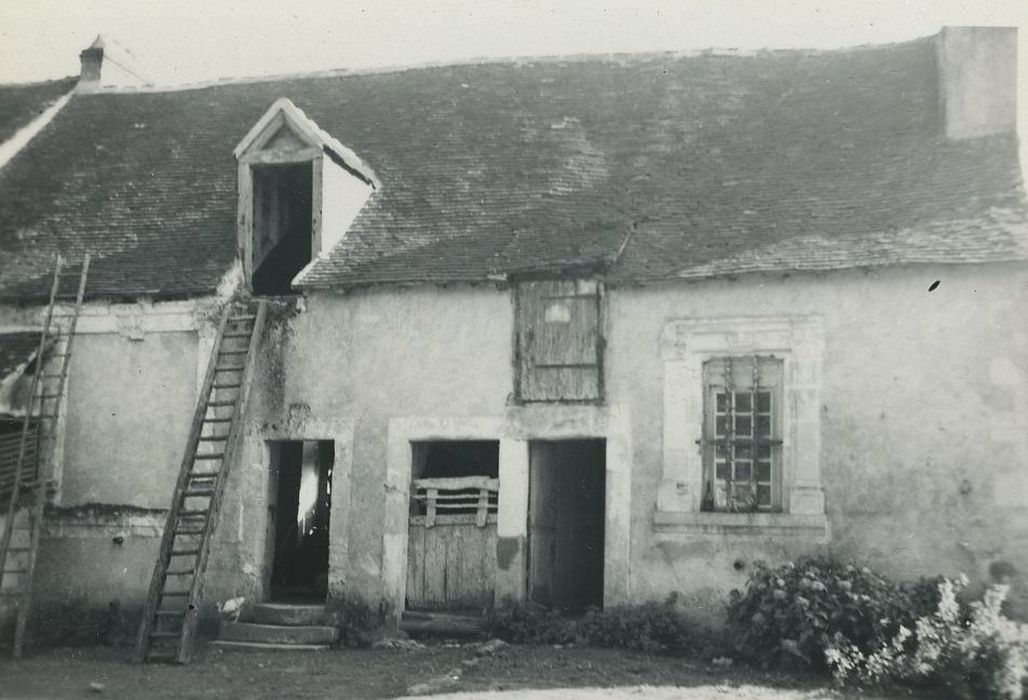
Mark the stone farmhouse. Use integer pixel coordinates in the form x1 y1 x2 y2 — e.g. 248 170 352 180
0 27 1026 650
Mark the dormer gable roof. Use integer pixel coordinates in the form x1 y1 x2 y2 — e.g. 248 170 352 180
233 97 378 188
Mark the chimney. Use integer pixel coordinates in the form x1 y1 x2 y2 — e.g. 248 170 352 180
77 35 151 92
936 27 1017 140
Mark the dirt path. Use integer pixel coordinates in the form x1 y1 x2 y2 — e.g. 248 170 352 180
0 643 917 699
419 687 862 700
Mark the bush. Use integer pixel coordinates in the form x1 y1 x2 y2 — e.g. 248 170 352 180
826 577 1028 700
484 600 577 645
578 597 693 654
726 556 938 670
485 596 703 654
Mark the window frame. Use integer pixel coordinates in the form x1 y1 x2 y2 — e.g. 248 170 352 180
657 316 827 528
701 355 784 513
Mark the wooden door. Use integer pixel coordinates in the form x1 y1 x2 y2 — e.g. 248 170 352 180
406 477 499 611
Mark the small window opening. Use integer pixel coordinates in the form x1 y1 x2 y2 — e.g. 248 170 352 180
410 440 499 518
251 162 314 296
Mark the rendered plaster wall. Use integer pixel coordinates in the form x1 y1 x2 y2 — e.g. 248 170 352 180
61 331 197 507
608 264 1028 619
0 301 215 616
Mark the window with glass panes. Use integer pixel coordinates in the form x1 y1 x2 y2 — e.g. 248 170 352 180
701 356 783 512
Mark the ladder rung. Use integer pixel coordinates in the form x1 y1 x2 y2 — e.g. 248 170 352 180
223 332 251 338
165 569 195 576
197 436 227 442
219 350 248 355
177 510 209 517
39 374 64 380
194 454 224 460
215 365 245 372
189 471 220 479
38 393 62 400
203 417 232 423
206 400 236 407
170 549 199 556
183 490 213 498
211 383 241 389
228 314 256 322
149 631 180 639
174 527 205 535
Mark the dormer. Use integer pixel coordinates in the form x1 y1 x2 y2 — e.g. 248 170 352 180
234 98 377 296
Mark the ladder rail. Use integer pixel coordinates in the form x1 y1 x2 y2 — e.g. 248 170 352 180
177 300 267 663
12 254 90 658
0 258 61 588
134 307 231 662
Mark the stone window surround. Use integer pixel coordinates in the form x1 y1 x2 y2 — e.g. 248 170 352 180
657 315 827 538
384 407 632 621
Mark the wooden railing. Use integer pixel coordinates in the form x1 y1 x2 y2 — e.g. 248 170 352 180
411 476 499 528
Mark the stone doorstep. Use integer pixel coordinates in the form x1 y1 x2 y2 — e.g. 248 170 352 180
210 640 331 652
246 602 333 627
219 621 339 646
401 610 485 638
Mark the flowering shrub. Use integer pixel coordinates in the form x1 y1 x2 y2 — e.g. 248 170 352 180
826 576 1028 699
726 556 938 669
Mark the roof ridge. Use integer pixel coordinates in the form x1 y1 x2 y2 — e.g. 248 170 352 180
69 34 938 96
0 75 77 89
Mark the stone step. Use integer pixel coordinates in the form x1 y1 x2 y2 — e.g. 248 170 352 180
401 610 485 638
245 603 334 627
219 621 339 646
211 640 331 652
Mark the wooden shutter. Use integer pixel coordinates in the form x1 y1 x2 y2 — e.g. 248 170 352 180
516 279 603 402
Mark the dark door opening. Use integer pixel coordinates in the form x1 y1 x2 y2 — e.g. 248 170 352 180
527 439 606 614
267 440 333 602
251 163 313 296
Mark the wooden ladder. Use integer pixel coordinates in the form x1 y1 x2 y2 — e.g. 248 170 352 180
0 254 90 658
134 299 267 664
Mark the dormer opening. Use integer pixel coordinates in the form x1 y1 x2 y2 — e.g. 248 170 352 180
251 162 314 296
234 98 379 296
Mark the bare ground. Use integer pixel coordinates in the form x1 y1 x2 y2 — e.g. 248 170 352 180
0 643 930 699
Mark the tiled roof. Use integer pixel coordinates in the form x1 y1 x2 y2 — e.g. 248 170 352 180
0 77 76 145
0 332 39 379
0 37 1026 300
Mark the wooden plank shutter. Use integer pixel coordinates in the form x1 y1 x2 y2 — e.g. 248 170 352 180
516 279 602 402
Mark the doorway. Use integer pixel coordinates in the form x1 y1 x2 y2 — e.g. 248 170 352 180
527 439 606 614
266 440 334 602
251 162 314 296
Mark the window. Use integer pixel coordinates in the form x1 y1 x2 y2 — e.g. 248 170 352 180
657 316 827 531
701 356 783 512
